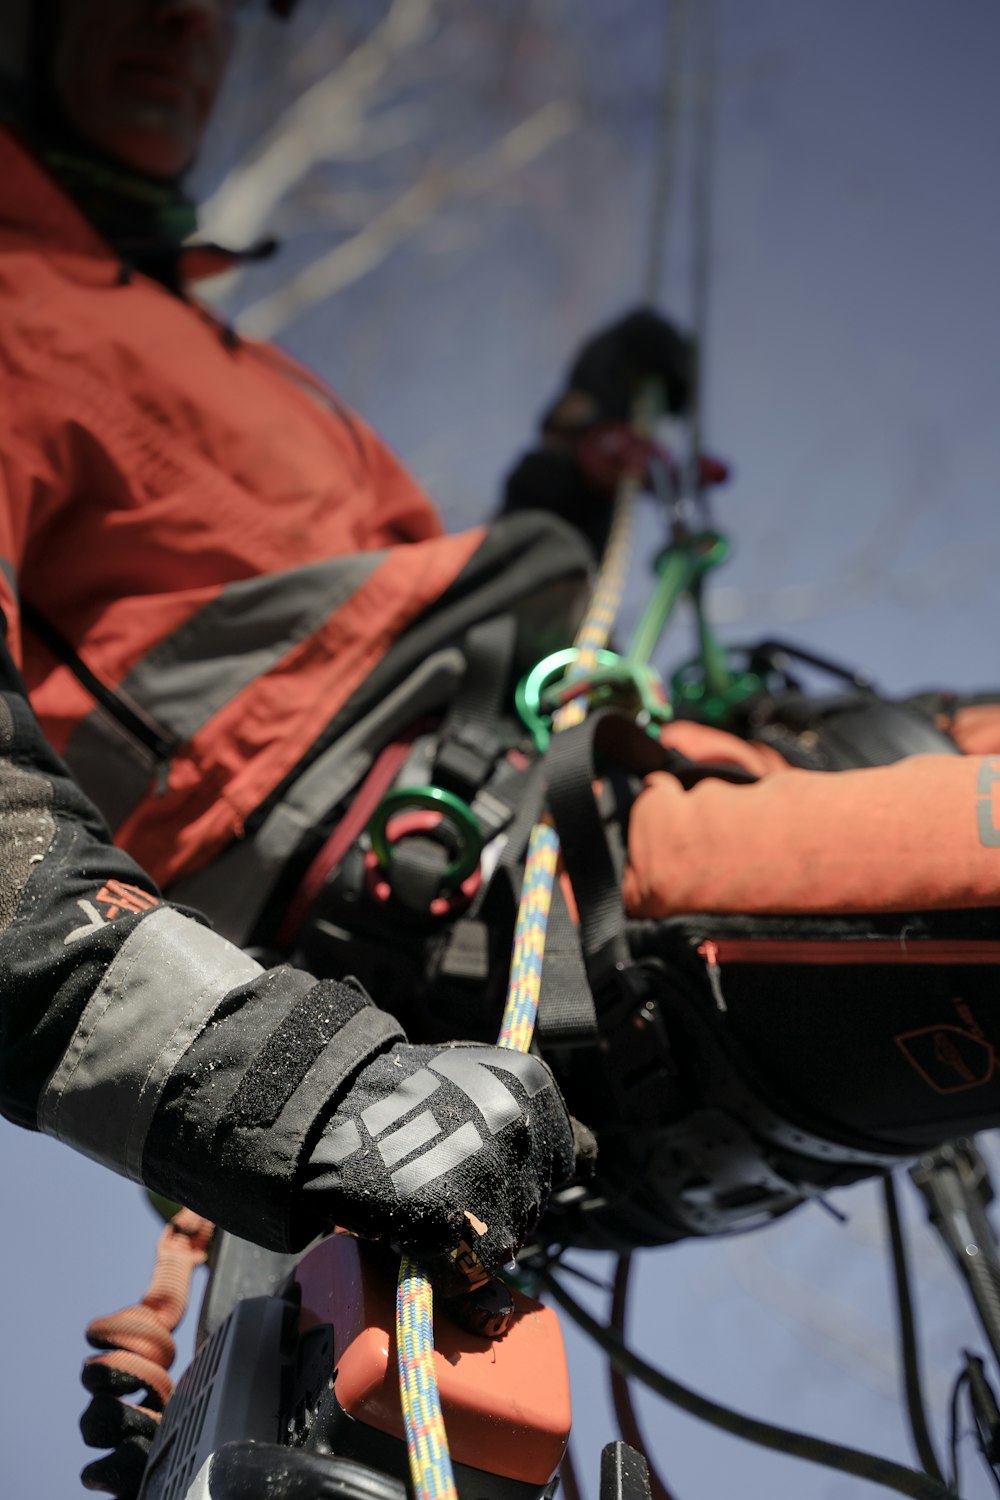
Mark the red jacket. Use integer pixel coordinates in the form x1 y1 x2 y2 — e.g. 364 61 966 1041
0 128 490 888
0 130 595 1249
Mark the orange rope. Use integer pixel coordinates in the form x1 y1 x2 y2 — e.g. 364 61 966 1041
84 1209 215 1414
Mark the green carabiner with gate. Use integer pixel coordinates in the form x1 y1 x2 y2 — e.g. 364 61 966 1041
516 647 672 752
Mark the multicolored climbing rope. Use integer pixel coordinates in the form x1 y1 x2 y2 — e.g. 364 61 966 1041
397 1255 458 1500
498 816 561 1053
396 454 645 1500
499 479 640 1049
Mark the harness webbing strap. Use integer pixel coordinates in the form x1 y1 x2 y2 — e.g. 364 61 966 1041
432 615 518 798
547 713 759 1003
535 879 599 1050
275 735 419 949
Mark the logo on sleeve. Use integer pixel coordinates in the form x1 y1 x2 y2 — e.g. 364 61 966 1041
64 882 160 944
977 759 1000 847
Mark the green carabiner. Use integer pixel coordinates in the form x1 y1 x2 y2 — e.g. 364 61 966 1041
367 785 482 888
516 647 626 752
545 659 672 730
517 647 672 750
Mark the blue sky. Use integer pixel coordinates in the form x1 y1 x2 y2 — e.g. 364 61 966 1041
3 3 1000 1496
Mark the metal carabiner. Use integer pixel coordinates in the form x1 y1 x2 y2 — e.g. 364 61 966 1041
516 647 672 751
367 785 483 891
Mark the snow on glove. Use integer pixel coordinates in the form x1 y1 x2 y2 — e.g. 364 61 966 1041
300 1041 576 1286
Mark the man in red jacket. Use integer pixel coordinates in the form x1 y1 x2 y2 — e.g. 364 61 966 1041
0 0 700 1298
5 0 1000 1286
0 0 597 1279
5 8 1000 1494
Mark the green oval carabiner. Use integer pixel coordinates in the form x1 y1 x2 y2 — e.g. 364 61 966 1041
367 785 483 888
515 647 624 752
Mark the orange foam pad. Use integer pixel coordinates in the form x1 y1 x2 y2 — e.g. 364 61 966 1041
294 1234 571 1484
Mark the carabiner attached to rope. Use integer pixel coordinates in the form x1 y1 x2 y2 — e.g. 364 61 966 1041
516 647 672 752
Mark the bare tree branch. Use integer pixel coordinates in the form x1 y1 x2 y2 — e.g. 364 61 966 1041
236 100 577 340
199 0 442 250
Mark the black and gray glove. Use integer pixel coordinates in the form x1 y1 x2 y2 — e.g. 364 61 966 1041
301 1041 576 1282
547 306 694 430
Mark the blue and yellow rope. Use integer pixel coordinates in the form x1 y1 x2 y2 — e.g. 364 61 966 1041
498 817 561 1054
397 1257 457 1500
396 472 642 1500
499 480 639 1048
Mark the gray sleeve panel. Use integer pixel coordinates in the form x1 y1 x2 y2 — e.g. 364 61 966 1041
38 906 263 1180
104 554 387 745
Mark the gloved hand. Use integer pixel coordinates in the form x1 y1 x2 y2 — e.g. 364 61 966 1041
300 1041 577 1289
543 306 694 433
501 308 700 556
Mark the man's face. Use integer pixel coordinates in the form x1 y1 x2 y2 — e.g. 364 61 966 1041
52 0 240 180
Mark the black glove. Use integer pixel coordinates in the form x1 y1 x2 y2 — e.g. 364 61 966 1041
301 1041 576 1285
79 1367 159 1498
501 308 695 557
545 306 694 431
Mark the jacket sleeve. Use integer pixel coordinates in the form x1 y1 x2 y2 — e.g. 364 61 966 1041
623 748 1000 919
0 634 404 1251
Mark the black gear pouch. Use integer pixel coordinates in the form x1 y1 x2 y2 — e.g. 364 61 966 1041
538 709 1000 1251
630 909 1000 1157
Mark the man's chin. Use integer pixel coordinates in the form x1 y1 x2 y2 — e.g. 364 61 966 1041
89 105 199 181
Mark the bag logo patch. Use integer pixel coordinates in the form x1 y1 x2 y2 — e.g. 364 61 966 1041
895 1023 995 1094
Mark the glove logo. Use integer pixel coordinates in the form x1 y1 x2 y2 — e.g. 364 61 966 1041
322 1048 546 1199
64 882 160 944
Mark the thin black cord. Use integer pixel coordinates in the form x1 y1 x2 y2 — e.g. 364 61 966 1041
609 1255 679 1500
540 1268 962 1500
559 1437 584 1500
686 0 718 504
643 0 687 307
982 1449 1000 1500
950 1370 970 1498
883 1175 948 1484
